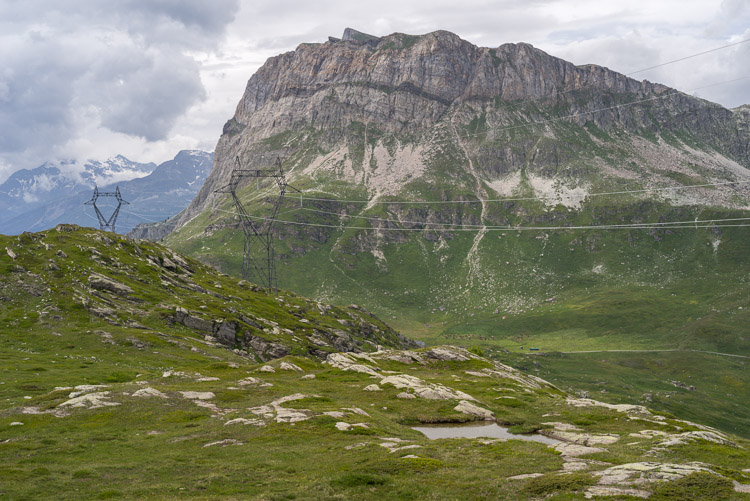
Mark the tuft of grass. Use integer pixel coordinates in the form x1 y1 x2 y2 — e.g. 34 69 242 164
651 472 734 500
521 473 597 496
332 473 387 487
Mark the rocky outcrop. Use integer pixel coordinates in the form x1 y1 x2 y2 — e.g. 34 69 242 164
88 273 134 297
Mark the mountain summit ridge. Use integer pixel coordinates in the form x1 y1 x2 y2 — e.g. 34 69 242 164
154 28 749 237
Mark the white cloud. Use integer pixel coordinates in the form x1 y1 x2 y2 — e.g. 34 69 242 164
0 0 748 183
0 0 239 179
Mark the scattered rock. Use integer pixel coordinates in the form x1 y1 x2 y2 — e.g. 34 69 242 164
301 374 316 379
593 462 711 486
9 422 23 426
88 273 133 296
324 411 347 418
336 422 352 431
657 430 734 447
381 374 475 401
279 361 304 372
363 384 381 391
343 407 370 417
542 422 582 432
453 400 494 420
554 443 606 457
203 439 243 448
249 393 315 424
397 392 416 399
224 418 265 426
669 380 696 391
238 377 264 386
508 473 545 480
344 442 368 450
5 247 17 260
179 391 215 400
566 396 649 415
132 387 168 399
60 392 120 409
68 385 109 398
259 365 276 373
422 347 471 362
325 353 380 377
584 486 651 499
543 430 620 446
387 444 422 454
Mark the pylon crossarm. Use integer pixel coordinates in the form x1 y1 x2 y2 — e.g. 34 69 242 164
84 185 128 233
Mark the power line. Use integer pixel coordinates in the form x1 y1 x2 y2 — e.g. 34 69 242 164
294 179 750 205
296 206 750 229
213 206 750 232
626 38 750 76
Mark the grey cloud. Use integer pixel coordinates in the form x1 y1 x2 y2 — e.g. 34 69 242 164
92 51 206 140
124 0 240 33
706 0 750 36
0 0 239 172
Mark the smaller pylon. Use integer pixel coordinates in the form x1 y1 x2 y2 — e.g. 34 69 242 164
84 185 129 233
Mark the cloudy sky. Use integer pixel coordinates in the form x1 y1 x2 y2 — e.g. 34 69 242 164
1 0 748 182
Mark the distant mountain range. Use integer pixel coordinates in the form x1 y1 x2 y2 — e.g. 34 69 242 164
0 156 155 226
0 150 212 235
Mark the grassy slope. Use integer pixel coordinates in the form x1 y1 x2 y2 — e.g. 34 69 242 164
1 227 749 498
0 226 413 364
491 349 750 438
2 331 749 498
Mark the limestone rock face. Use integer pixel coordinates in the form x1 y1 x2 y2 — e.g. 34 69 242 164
159 28 750 238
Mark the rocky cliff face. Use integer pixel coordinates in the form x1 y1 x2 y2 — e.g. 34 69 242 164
160 29 749 234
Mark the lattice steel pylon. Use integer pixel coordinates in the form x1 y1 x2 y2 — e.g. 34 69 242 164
215 156 293 294
84 185 129 233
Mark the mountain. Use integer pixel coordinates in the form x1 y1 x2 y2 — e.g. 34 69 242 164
0 156 155 226
134 30 750 435
0 150 212 236
1 226 748 498
162 28 750 234
153 29 749 337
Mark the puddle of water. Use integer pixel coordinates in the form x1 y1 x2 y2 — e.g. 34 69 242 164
412 422 561 446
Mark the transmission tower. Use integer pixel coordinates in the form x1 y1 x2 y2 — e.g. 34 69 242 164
84 185 129 233
215 156 295 294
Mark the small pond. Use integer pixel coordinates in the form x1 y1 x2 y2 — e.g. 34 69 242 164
412 422 561 446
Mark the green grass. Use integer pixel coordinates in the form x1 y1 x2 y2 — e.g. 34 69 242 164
1 227 749 498
490 350 750 438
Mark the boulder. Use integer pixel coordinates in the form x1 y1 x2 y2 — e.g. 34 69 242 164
132 387 168 399
88 273 133 296
453 400 495 420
